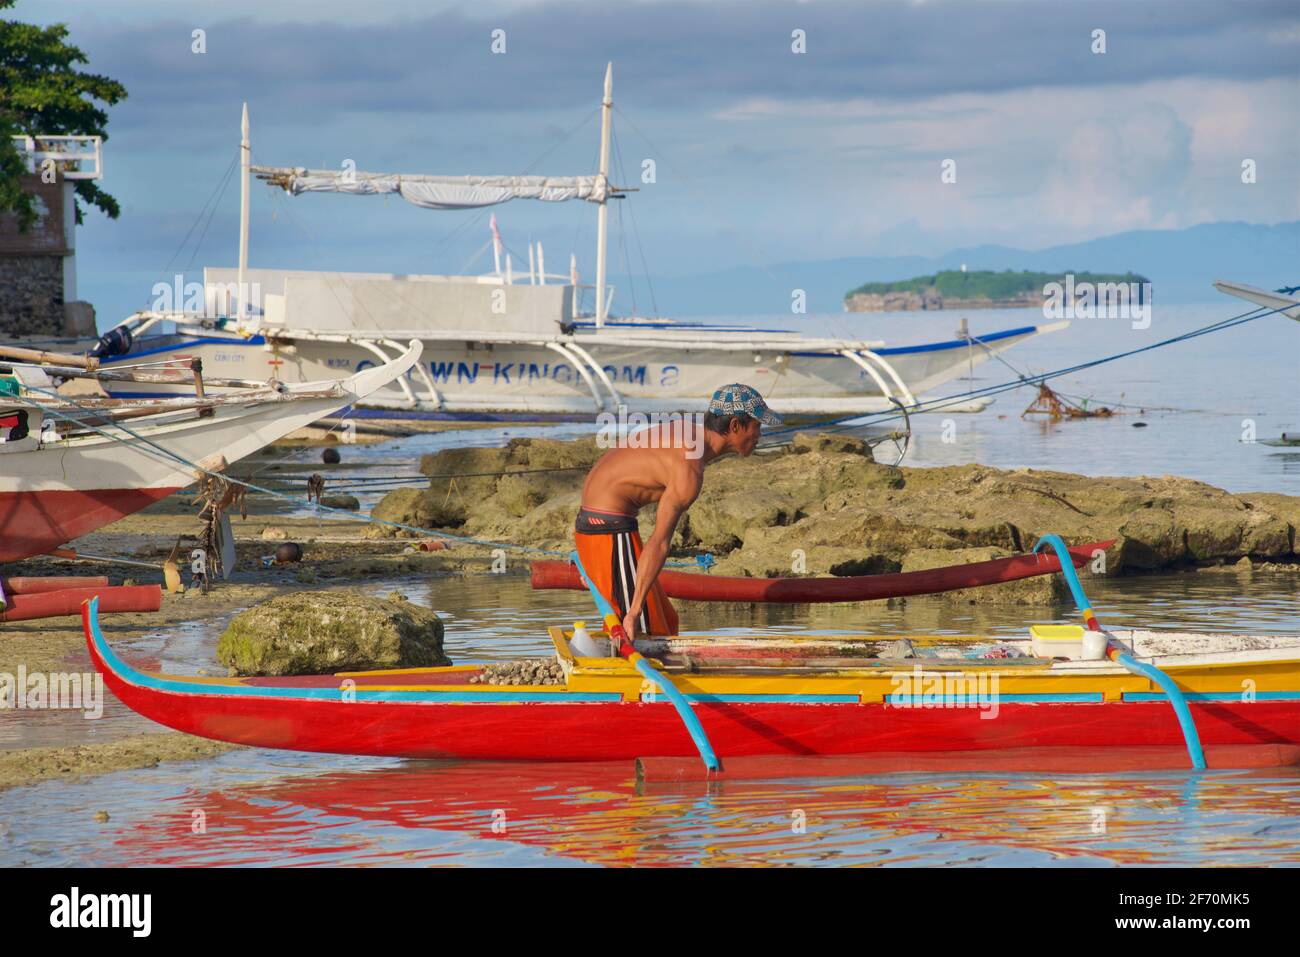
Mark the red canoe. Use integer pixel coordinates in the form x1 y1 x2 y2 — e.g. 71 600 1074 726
83 595 1300 765
531 539 1114 602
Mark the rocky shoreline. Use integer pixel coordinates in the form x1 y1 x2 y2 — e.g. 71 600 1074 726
371 433 1300 587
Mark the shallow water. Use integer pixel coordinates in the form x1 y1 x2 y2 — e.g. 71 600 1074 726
4 750 1299 867
1 569 1297 866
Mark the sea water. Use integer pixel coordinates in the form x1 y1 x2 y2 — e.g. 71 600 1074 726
1 573 1297 868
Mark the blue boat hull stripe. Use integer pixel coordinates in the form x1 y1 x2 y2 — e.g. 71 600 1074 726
889 692 1105 705
88 602 620 704
1123 691 1300 703
100 335 267 363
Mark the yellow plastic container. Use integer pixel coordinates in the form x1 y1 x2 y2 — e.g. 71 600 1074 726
1030 624 1086 659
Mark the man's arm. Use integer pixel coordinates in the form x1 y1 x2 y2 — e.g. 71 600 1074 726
623 463 701 639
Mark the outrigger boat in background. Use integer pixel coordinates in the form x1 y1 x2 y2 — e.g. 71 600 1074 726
87 68 1065 422
83 537 1300 777
0 340 421 563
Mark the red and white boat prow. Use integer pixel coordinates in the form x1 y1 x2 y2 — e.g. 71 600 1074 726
0 340 421 563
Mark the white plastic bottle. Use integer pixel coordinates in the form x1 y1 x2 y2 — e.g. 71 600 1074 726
569 621 607 657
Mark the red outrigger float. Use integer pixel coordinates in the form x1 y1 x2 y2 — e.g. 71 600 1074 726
530 540 1113 602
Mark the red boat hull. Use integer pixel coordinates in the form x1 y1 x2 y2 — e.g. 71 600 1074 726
0 487 179 563
86 605 1300 764
530 540 1114 603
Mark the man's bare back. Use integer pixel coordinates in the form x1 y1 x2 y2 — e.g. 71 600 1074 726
576 387 778 640
581 421 710 516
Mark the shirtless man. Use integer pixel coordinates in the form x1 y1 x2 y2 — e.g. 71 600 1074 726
575 384 780 640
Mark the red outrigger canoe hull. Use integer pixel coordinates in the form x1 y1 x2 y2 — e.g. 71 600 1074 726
530 540 1114 602
84 602 1300 766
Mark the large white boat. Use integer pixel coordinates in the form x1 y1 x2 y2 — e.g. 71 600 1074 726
93 67 1066 421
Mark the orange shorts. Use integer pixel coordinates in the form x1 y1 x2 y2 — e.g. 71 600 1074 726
574 508 679 637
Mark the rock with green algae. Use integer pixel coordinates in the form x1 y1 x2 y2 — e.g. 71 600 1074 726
370 431 1300 572
370 487 462 535
217 590 448 676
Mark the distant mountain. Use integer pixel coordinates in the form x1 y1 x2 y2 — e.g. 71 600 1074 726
613 221 1299 317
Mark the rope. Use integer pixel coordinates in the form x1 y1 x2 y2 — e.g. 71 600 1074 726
10 387 699 565
148 154 238 308
761 301 1288 443
263 465 587 483
960 329 1197 415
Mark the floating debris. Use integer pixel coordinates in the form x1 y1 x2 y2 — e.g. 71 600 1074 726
1022 383 1113 420
470 659 565 686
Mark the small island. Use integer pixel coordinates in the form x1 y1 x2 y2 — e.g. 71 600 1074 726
844 269 1149 312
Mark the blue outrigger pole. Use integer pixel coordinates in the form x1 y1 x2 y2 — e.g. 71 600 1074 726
569 550 721 773
1034 534 1206 771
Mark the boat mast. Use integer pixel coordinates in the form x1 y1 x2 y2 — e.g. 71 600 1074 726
238 103 250 323
595 63 612 328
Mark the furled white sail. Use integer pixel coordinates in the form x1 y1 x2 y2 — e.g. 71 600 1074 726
253 166 610 209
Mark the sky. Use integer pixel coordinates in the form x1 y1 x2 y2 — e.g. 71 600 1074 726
16 0 1300 323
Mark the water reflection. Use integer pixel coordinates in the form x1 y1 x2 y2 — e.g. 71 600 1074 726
4 755 1298 867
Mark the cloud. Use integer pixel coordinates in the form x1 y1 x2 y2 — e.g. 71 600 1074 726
36 0 1300 128
1040 104 1194 231
20 0 1298 323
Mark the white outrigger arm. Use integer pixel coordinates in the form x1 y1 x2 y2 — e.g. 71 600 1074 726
1213 280 1300 322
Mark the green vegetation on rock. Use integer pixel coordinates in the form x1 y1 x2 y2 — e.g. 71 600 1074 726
217 590 448 676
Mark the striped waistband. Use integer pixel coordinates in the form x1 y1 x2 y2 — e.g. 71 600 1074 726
575 507 639 535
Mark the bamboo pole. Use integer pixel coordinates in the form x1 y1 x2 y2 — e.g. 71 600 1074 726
0 344 98 371
0 362 272 390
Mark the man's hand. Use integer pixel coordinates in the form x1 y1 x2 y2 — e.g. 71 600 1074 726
621 609 640 645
